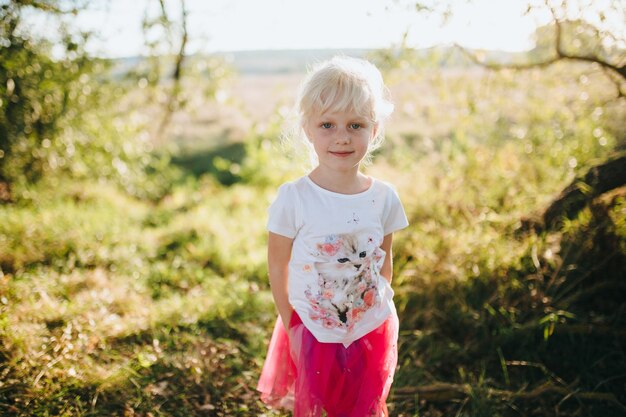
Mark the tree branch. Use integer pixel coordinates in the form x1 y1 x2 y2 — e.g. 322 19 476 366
541 155 626 230
172 0 188 82
455 2 626 82
550 1 562 57
16 0 87 15
519 156 626 233
455 41 625 81
156 0 188 140
454 43 560 71
558 50 626 79
393 382 469 401
393 381 626 410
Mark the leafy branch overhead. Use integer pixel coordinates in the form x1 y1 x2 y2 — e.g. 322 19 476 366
455 0 625 97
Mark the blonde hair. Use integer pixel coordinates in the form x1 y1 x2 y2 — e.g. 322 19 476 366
291 56 394 166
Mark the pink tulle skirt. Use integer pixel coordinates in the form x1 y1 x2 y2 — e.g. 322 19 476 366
257 310 399 417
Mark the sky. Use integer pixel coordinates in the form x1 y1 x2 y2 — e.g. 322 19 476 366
31 0 622 58
64 0 546 57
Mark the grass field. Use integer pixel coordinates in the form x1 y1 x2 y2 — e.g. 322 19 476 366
1 56 625 416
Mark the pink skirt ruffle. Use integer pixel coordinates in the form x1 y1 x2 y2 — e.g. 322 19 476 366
257 310 399 417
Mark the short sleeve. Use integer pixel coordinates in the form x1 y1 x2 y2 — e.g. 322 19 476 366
383 186 409 235
267 182 300 239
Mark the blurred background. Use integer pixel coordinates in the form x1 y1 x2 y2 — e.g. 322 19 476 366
1 0 625 416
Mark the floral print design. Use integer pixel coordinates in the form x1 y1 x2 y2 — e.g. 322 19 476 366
305 233 385 332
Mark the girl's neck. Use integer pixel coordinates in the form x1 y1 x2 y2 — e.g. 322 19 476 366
308 167 372 195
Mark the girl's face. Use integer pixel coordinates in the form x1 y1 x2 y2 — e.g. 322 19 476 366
304 108 378 175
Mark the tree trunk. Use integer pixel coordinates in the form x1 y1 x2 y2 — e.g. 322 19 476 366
522 154 626 232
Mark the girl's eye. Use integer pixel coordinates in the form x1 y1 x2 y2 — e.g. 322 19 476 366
337 258 350 263
350 123 361 129
321 123 332 129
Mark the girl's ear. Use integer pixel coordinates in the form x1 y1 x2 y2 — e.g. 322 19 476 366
302 121 313 142
371 123 379 140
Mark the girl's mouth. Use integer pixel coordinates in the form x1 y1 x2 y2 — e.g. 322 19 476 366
330 151 353 157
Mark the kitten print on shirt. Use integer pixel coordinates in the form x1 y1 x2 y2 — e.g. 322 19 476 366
304 232 385 332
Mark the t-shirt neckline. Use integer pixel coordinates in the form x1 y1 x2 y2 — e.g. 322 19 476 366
304 175 376 198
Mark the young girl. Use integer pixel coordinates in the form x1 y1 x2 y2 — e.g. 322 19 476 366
257 56 408 417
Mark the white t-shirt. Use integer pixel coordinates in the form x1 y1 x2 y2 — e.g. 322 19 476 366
267 175 409 347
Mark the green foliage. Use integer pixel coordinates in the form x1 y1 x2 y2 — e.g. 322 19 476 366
237 112 307 188
0 1 93 184
0 2 182 201
168 102 305 189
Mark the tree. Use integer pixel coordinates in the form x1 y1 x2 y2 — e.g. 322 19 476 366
139 0 190 142
460 1 625 98
404 0 626 230
0 0 94 197
0 0 211 201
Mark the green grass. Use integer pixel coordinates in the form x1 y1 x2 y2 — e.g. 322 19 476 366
0 175 279 416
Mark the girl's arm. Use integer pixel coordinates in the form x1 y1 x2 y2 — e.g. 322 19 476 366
380 233 394 283
268 232 294 330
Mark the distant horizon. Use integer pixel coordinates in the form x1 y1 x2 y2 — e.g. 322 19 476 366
109 44 528 61
108 46 529 77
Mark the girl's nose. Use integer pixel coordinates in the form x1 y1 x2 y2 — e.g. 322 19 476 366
335 129 351 144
